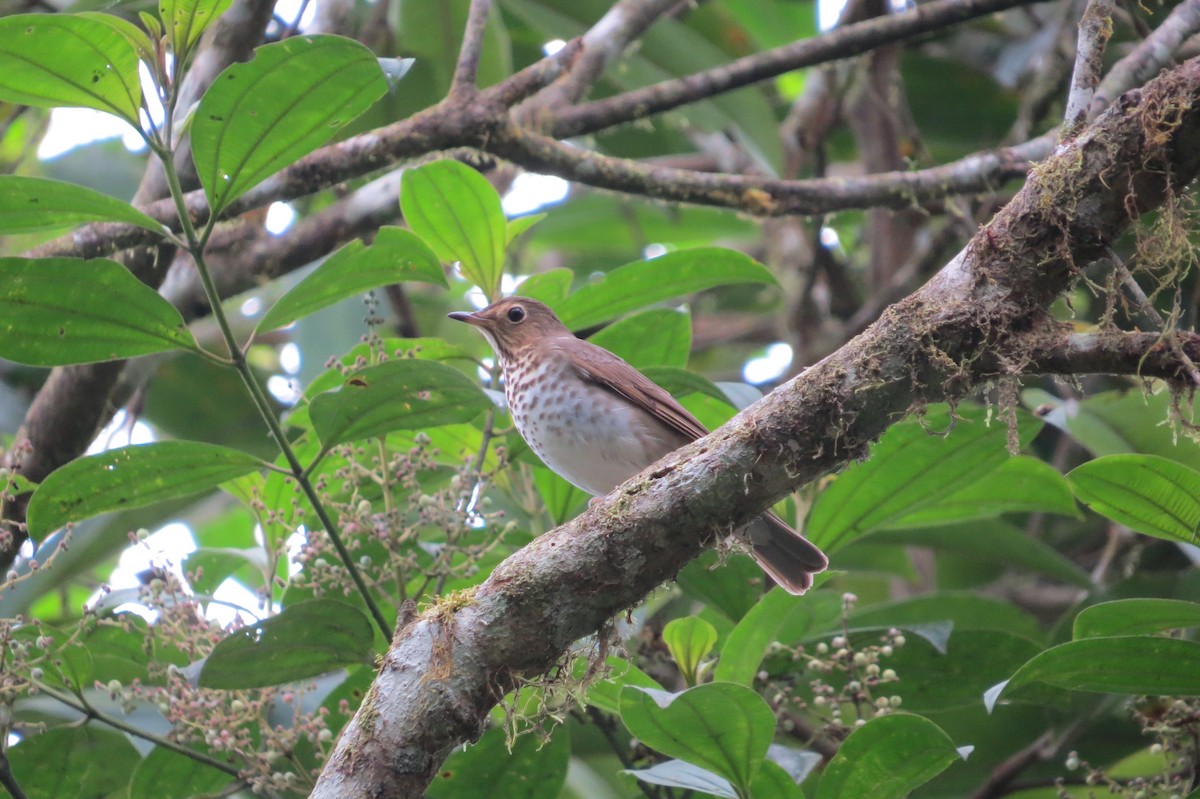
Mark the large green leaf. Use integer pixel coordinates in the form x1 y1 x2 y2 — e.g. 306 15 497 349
0 14 143 125
26 441 264 539
128 746 234 799
199 599 374 688
1068 454 1200 544
885 456 1079 528
257 228 446 333
588 307 692 369
715 587 826 686
991 636 1200 704
806 405 1042 552
0 176 165 236
10 726 141 798
868 520 1092 588
0 257 200 366
308 360 491 447
427 724 569 799
619 683 775 793
1073 599 1200 639
555 248 776 330
400 160 508 300
516 268 573 306
193 35 388 214
816 714 960 799
576 655 664 716
851 593 1044 643
1024 388 1200 473
878 629 1044 713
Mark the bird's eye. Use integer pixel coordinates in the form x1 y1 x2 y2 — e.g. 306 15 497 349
506 306 526 323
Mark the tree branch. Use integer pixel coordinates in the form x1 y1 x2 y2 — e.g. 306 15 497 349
1063 0 1114 133
310 54 1200 799
549 0 1050 139
450 0 493 97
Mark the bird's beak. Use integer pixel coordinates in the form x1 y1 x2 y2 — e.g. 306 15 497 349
447 310 484 327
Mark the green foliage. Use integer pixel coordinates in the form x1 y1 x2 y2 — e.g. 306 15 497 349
26 441 263 539
620 683 777 795
256 228 446 333
401 160 510 301
816 714 959 799
0 14 143 125
0 176 166 235
192 35 388 214
0 258 201 366
199 599 374 688
3 4 1200 799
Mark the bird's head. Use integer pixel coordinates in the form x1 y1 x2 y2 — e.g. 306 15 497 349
448 296 570 364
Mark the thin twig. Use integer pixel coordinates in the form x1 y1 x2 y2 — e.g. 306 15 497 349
1111 254 1200 386
450 0 493 97
550 0 1049 139
32 681 243 780
0 750 28 799
1063 0 1115 135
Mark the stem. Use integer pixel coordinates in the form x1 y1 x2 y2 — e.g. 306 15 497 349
154 145 393 640
0 750 28 799
32 681 243 779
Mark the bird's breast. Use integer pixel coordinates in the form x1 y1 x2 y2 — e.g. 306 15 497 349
504 357 685 497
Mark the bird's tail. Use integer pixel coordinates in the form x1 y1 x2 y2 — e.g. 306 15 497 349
747 511 828 595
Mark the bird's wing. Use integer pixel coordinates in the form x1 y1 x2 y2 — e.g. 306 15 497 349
565 338 711 442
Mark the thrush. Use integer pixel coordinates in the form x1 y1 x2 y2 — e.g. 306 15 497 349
449 296 828 594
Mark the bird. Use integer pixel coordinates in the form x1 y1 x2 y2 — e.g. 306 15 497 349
448 296 828 594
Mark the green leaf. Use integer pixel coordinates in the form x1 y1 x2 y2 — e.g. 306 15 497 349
576 655 664 716
619 683 775 792
427 724 569 799
816 714 960 799
400 160 508 300
517 268 573 306
992 636 1200 703
309 360 491 447
26 441 263 539
662 617 718 687
10 726 141 798
1073 599 1200 639
715 587 825 686
193 35 388 214
0 257 200 367
555 248 776 330
643 366 737 406
879 629 1044 713
199 599 374 688
0 176 166 236
507 212 546 244
258 228 446 332
677 550 763 622
851 593 1043 643
751 759 807 799
588 308 692 369
625 760 736 799
868 520 1092 588
161 0 235 60
886 456 1080 528
806 405 1042 552
79 12 157 66
129 746 234 799
0 14 143 125
1068 454 1200 543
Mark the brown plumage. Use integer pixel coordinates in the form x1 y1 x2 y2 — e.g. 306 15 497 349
449 296 828 594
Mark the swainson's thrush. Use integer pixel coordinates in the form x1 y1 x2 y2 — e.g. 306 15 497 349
449 297 828 594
